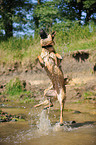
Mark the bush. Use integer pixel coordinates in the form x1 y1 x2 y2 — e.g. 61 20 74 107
5 77 23 96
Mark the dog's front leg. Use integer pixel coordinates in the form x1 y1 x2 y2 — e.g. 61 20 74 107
37 55 44 67
60 96 66 126
60 101 64 126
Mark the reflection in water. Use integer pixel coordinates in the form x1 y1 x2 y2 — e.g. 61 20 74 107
0 109 96 145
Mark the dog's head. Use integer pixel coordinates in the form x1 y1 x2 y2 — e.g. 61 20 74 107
39 29 47 39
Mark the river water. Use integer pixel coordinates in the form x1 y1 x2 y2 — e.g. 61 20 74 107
0 106 96 145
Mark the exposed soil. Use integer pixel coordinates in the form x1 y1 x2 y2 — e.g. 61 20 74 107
0 49 96 107
0 49 96 145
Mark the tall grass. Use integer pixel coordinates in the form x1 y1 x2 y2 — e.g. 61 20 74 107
0 36 41 65
0 22 96 65
54 22 96 53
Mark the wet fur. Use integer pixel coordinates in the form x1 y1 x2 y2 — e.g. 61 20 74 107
34 48 66 125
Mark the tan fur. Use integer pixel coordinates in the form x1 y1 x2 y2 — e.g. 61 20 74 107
34 48 66 125
40 34 54 46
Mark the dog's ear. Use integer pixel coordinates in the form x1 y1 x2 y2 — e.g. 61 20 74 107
51 31 56 40
39 29 47 39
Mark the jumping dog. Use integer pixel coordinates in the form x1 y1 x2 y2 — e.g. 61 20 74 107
34 29 66 125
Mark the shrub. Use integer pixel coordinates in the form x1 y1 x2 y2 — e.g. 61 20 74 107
5 77 23 96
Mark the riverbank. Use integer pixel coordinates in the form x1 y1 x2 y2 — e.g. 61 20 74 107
0 48 96 145
0 49 96 115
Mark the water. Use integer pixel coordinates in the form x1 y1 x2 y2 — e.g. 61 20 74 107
37 110 51 135
0 109 96 145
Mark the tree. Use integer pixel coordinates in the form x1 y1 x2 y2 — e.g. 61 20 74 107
32 0 41 37
0 0 32 38
76 0 96 23
32 0 59 37
55 0 96 24
83 0 96 23
0 0 96 38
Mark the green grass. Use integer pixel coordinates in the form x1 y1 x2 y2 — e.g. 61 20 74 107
5 77 23 96
0 23 96 65
0 36 41 65
83 91 96 100
3 77 35 104
55 23 96 53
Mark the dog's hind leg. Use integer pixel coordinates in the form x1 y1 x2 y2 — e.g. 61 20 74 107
43 98 53 109
34 85 56 108
44 86 57 109
34 100 49 108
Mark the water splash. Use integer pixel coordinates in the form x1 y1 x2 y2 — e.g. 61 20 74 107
37 110 51 135
53 122 72 132
0 110 73 144
37 110 72 135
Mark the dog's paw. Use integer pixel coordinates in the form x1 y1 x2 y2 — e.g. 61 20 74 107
60 122 64 126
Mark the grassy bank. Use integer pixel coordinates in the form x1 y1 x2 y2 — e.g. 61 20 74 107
0 23 96 65
2 77 36 105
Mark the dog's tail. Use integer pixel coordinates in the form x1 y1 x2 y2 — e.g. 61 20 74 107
34 100 49 108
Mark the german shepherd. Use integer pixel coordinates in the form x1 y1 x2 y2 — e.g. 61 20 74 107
34 30 66 125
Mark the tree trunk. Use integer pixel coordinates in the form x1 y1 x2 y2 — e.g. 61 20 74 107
85 10 90 24
34 0 41 37
34 16 39 38
78 0 83 25
1 2 13 38
4 18 13 38
38 0 41 5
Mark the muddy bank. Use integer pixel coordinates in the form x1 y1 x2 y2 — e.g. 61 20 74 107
0 49 96 104
0 48 96 145
0 49 96 76
0 109 26 122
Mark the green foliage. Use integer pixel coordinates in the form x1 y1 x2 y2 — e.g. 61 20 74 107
4 77 35 104
83 0 96 8
0 0 32 38
32 0 95 35
0 35 40 63
84 91 96 100
55 0 96 25
0 22 96 64
5 77 23 96
0 36 33 51
53 21 96 53
0 0 96 38
33 1 58 30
